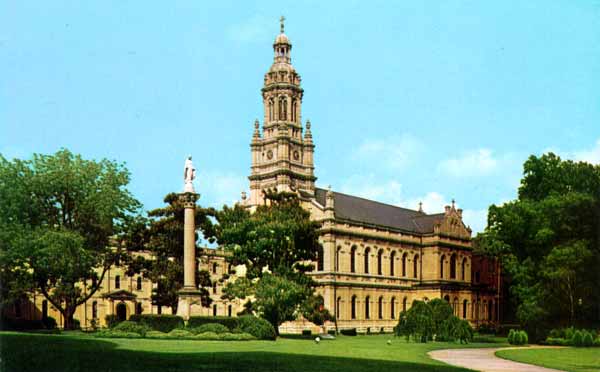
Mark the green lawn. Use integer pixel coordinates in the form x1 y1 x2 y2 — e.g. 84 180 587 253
496 347 600 372
0 332 506 372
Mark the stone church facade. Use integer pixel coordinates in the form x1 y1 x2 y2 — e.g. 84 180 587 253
7 21 500 332
240 22 500 333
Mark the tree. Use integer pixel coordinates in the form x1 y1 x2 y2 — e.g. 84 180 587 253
217 193 328 333
477 153 600 339
0 150 140 329
124 193 215 313
394 299 472 343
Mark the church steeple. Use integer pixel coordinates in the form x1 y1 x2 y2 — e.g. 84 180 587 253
248 17 316 207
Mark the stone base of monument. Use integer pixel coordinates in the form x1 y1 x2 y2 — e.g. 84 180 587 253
176 289 203 320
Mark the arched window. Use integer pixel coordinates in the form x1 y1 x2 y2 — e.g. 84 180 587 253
317 246 324 271
350 246 357 273
336 297 341 319
92 276 97 288
450 254 457 279
291 99 297 122
391 297 396 319
268 99 274 121
365 296 370 319
461 258 467 281
278 96 287 121
136 302 143 315
413 254 419 278
92 301 98 319
463 300 468 319
335 246 341 271
364 248 370 274
136 277 142 291
213 304 217 316
115 275 121 289
213 282 217 294
440 255 445 279
351 296 357 319
228 305 232 317
402 297 407 312
42 300 48 319
378 296 383 319
453 298 459 316
377 249 383 275
390 251 395 276
212 262 218 274
444 295 450 303
488 301 493 321
402 253 407 276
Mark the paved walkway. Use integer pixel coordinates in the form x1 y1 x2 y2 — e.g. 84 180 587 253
428 346 565 372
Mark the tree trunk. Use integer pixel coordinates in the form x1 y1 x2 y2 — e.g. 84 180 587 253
62 308 76 330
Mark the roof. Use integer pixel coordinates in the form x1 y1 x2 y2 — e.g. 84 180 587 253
315 187 444 234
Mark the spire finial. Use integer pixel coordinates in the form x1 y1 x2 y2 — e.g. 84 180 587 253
280 15 285 33
418 201 423 213
451 199 456 209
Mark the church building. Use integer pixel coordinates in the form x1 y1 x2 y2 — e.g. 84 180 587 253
240 19 500 333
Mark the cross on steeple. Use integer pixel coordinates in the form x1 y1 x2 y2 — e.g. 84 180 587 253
280 15 285 33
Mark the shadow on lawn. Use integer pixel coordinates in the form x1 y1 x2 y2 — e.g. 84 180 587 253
1 333 470 372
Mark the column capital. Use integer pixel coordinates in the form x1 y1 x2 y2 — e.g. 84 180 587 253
178 192 199 208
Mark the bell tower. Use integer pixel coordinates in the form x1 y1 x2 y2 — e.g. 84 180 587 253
248 17 316 207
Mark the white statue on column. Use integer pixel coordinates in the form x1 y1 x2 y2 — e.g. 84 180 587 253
183 155 196 193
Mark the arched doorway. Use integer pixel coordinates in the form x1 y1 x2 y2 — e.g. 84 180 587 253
116 302 127 321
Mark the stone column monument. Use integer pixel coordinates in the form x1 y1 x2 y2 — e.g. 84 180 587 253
176 156 200 320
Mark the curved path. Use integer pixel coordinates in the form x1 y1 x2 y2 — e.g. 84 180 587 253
428 346 565 372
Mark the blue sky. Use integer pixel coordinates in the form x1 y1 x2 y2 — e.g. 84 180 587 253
2 1 600 233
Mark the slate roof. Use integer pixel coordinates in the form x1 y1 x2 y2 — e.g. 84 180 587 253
314 187 444 234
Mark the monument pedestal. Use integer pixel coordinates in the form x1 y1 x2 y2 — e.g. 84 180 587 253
176 289 203 320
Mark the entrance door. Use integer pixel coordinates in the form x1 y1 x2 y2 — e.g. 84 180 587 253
116 303 127 321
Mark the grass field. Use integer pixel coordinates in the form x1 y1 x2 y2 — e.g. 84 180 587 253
0 331 506 372
496 347 600 372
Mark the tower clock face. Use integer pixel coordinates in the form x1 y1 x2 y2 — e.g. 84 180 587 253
293 150 300 160
267 150 273 160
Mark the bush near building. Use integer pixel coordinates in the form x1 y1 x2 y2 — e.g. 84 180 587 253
187 316 239 330
128 314 184 333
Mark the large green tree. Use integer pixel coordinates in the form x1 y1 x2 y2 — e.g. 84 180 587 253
217 193 331 333
477 153 600 339
125 193 215 313
0 149 140 329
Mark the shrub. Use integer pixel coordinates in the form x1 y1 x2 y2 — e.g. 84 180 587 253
167 329 193 338
189 323 229 335
42 316 57 330
340 328 357 336
572 330 584 347
113 321 150 336
521 330 529 345
187 316 239 331
582 331 594 347
193 331 219 340
129 314 184 333
105 315 120 329
237 316 276 340
302 329 312 336
327 329 336 336
146 331 169 339
72 318 81 330
508 329 527 345
221 332 255 341
564 327 575 341
508 329 516 344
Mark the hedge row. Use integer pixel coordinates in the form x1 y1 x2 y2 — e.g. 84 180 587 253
187 316 239 330
129 314 184 333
